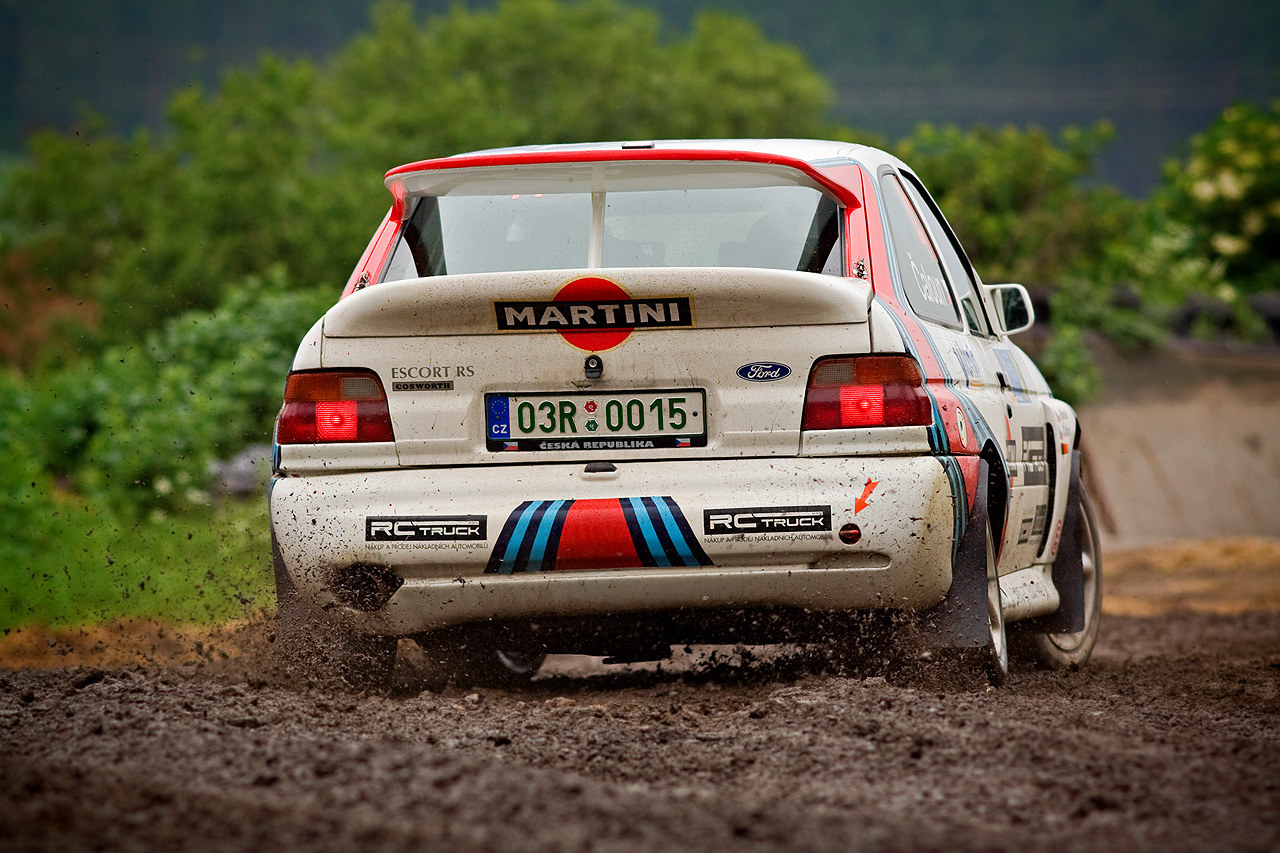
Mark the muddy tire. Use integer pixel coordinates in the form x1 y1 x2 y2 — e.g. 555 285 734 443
967 514 1009 685
1016 489 1103 670
912 513 1009 690
918 457 1008 687
273 532 396 692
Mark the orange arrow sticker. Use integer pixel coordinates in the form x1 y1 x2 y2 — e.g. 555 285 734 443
855 478 879 514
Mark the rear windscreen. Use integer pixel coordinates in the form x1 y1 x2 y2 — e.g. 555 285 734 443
382 183 842 280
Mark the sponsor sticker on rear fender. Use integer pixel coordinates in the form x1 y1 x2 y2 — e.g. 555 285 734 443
366 516 487 541
703 505 832 535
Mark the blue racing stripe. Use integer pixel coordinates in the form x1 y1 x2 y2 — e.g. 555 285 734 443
527 499 569 571
498 500 544 574
627 497 673 568
652 496 698 567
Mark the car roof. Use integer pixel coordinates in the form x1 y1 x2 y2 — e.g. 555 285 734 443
384 139 907 203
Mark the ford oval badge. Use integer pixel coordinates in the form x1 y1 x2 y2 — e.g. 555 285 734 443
737 362 791 382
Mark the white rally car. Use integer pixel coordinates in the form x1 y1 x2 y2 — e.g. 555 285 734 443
269 139 1101 689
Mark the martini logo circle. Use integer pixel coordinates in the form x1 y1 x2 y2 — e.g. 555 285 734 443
494 276 693 352
554 277 633 351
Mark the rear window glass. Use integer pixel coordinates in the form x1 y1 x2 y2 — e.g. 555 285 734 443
382 184 842 280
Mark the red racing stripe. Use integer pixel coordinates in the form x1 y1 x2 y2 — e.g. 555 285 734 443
554 499 641 570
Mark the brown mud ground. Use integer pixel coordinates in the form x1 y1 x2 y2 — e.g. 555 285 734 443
2 540 1279 852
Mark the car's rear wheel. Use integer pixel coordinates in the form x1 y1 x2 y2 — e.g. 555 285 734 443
977 515 1009 685
916 459 1008 688
273 533 396 692
918 513 1008 688
1019 488 1102 670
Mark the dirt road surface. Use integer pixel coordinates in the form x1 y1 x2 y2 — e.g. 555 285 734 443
2 540 1279 853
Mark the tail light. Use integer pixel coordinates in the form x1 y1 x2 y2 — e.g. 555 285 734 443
275 370 395 444
801 356 933 430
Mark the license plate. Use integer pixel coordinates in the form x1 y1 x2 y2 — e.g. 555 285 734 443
486 390 707 451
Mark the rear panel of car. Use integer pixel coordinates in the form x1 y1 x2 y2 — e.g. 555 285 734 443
269 262 961 624
270 145 967 628
270 454 956 633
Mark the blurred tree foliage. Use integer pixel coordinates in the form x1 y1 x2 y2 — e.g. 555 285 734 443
894 122 1137 287
0 0 835 361
1157 99 1280 295
893 122 1144 401
328 0 833 165
8 271 333 513
894 111 1279 398
0 272 327 627
1046 100 1280 350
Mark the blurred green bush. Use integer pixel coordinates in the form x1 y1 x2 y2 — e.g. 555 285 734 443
0 274 326 628
0 0 838 362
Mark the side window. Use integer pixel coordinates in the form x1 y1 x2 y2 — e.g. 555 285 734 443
899 173 992 337
382 197 448 281
878 173 962 328
382 224 420 282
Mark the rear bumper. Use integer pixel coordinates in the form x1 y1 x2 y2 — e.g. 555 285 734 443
269 455 958 636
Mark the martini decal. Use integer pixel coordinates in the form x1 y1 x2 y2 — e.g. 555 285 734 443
494 276 693 351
